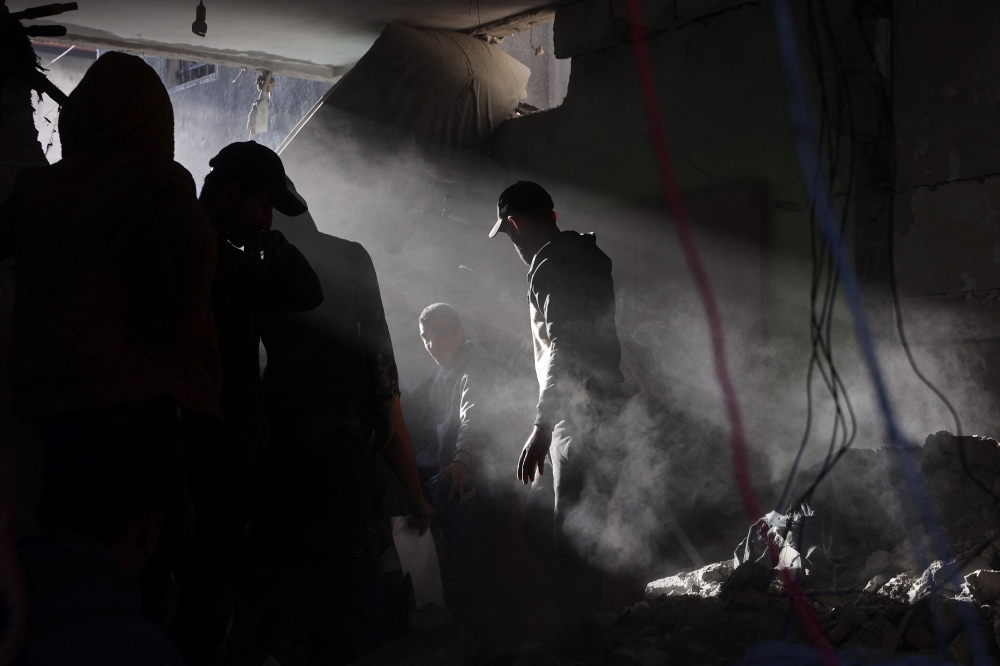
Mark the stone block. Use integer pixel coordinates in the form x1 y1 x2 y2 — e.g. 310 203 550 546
644 561 733 599
968 569 1000 604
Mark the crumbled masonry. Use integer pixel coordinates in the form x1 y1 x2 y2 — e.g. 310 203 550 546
359 433 1000 665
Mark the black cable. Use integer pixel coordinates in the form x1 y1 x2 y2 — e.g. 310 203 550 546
777 0 836 509
777 0 861 511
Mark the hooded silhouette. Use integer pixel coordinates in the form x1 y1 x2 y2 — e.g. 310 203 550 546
0 52 222 418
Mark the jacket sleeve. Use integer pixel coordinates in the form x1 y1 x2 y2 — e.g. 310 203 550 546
453 359 502 471
354 244 399 425
530 258 598 429
242 232 324 313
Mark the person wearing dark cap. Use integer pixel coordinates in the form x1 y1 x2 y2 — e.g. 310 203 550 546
489 181 626 617
168 141 323 665
226 204 434 666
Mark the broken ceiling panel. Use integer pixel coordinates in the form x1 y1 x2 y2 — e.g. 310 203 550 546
6 0 553 80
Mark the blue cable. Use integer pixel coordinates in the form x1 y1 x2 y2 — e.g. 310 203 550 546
771 2 990 663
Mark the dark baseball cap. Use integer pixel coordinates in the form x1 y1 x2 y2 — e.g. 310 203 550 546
208 141 307 216
490 181 554 238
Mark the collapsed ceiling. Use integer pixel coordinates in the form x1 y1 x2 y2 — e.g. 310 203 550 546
6 0 555 80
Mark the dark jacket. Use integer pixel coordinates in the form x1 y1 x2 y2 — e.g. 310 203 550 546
527 230 624 428
0 52 222 419
258 214 398 441
14 532 183 666
211 231 323 456
429 341 513 480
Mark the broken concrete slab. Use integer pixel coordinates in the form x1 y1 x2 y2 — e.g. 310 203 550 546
644 561 733 599
967 569 1000 604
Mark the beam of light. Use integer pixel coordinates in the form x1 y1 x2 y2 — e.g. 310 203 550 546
622 1 835 662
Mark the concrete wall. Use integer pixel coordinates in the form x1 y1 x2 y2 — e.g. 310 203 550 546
489 0 997 469
892 0 1000 438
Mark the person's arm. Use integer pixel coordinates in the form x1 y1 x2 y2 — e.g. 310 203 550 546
384 397 434 534
242 230 323 313
531 259 598 430
354 244 398 451
436 359 500 499
518 259 597 483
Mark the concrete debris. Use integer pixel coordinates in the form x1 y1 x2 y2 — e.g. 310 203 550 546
718 561 773 609
494 433 1000 664
864 573 891 594
644 562 733 599
967 570 1000 604
362 432 1000 665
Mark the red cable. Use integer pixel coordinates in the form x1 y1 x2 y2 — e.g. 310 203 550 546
623 1 836 662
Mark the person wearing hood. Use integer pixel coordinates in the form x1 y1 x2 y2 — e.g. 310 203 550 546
0 51 221 419
0 51 219 619
168 142 323 665
488 181 626 617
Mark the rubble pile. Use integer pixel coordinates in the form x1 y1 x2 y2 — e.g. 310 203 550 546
508 433 1000 665
360 433 1000 665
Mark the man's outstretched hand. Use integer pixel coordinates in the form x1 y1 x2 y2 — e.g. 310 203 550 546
434 460 469 500
517 425 552 484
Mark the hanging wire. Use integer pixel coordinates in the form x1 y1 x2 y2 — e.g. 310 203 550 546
775 0 859 513
771 1 991 662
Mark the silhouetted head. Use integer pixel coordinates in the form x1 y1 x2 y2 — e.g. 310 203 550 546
199 141 307 246
489 181 559 265
419 303 465 369
59 51 173 161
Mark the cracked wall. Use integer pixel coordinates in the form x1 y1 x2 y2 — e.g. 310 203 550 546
892 0 1000 437
489 0 1000 461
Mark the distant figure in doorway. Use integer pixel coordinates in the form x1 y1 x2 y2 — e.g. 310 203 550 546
488 181 626 617
170 142 323 665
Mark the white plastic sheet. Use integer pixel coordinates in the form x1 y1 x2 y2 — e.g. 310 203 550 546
391 516 445 608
